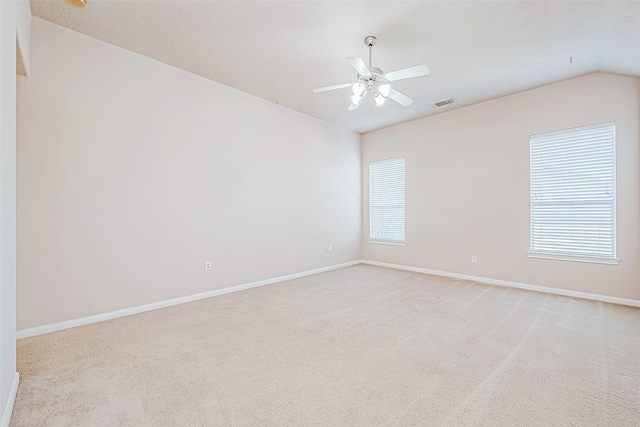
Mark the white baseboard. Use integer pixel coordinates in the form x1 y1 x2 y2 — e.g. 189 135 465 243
16 261 360 339
362 260 640 308
1 373 19 427
18 259 638 340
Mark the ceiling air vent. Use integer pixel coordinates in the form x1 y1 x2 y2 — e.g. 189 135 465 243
431 98 456 108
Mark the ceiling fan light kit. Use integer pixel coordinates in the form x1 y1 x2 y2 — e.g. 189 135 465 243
314 35 430 111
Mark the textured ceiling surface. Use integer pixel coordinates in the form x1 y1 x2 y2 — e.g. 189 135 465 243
31 1 640 133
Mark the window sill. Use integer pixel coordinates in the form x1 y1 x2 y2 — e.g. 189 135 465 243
527 252 620 265
369 240 405 247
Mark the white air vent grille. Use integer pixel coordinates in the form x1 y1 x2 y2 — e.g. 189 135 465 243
431 98 456 108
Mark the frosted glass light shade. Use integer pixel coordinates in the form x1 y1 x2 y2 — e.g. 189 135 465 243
352 83 366 97
374 93 387 106
378 83 391 97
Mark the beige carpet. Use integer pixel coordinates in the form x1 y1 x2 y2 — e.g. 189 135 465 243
12 264 640 426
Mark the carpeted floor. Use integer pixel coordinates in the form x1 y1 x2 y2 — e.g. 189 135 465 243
12 264 640 426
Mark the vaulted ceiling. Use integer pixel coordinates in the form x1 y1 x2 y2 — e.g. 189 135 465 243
31 1 640 133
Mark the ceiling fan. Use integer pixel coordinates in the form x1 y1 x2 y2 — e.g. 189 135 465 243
313 36 430 110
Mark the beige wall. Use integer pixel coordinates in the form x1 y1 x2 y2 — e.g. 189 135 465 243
17 18 361 331
16 19 640 335
362 72 640 301
1 0 30 420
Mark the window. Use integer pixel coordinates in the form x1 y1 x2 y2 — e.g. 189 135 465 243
529 122 617 264
370 157 405 244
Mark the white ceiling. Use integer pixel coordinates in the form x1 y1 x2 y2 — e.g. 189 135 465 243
31 1 640 134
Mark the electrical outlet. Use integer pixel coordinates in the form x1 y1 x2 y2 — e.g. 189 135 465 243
471 255 477 264
205 261 212 271
326 245 333 253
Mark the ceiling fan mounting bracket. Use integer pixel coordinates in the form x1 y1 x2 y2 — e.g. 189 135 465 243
364 36 377 47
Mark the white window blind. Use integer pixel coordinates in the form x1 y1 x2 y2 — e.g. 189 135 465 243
530 123 616 261
370 157 405 243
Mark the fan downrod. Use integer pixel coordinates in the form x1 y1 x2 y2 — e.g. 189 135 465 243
364 36 377 67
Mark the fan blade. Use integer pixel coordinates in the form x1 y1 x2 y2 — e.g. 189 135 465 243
348 91 368 110
388 89 414 106
347 57 371 77
385 64 430 82
313 83 353 93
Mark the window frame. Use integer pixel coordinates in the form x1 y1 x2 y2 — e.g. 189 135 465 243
528 122 619 265
369 157 406 246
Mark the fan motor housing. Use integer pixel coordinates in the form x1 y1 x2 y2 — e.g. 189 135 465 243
360 73 388 93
